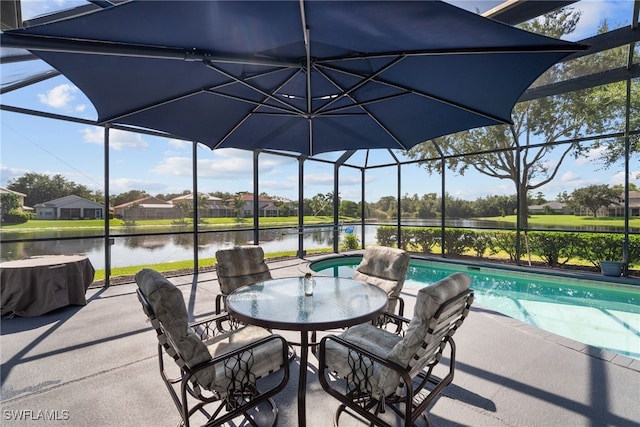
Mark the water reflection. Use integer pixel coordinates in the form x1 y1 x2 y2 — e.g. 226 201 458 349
0 225 353 269
1 219 636 269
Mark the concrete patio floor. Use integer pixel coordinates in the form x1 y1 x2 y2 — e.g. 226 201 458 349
1 256 639 426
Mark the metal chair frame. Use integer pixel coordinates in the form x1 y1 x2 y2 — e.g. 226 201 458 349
136 288 289 427
319 289 474 427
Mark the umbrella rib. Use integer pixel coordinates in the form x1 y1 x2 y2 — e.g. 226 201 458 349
314 64 408 151
314 44 587 64
318 62 512 125
212 63 308 150
313 56 405 115
299 0 313 155
204 59 306 116
100 89 206 124
0 33 303 68
204 91 300 116
103 65 302 123
205 66 303 116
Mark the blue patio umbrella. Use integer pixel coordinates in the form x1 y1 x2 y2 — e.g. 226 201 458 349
2 0 586 156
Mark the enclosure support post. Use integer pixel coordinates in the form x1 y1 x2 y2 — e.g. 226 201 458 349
103 124 111 287
397 163 402 248
192 141 199 275
253 150 260 245
361 168 366 249
298 156 305 258
333 163 340 253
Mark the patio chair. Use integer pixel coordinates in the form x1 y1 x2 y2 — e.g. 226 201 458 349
135 268 289 427
318 272 474 427
215 245 272 315
353 246 411 317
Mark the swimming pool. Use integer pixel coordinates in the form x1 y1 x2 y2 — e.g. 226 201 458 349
310 256 640 360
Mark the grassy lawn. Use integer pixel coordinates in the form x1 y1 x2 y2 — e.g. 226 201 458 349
1 216 358 231
3 214 636 231
482 214 639 228
95 247 333 280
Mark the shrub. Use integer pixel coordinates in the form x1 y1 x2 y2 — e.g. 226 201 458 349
470 231 492 258
527 231 580 267
443 228 474 256
487 231 517 261
376 226 396 247
627 235 640 267
341 233 360 250
409 227 440 254
1 210 29 224
575 234 624 267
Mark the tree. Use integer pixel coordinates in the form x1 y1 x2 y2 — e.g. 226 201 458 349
406 10 614 229
569 184 621 217
0 193 22 213
572 22 640 167
474 194 517 217
231 192 246 219
173 201 191 219
7 172 94 207
309 193 327 216
154 190 189 201
339 200 359 217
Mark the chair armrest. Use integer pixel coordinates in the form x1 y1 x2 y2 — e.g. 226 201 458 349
373 311 411 335
188 312 237 341
378 311 410 326
320 334 407 374
184 334 290 419
186 334 290 394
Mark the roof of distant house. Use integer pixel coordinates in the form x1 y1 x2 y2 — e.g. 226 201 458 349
170 193 224 202
34 195 104 208
528 201 567 210
0 187 27 197
113 196 171 209
240 193 272 202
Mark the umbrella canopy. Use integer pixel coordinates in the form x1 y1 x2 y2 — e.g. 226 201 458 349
2 0 586 156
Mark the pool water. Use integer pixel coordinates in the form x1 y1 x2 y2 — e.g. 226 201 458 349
311 257 640 360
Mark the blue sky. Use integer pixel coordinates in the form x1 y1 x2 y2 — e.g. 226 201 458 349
1 0 638 203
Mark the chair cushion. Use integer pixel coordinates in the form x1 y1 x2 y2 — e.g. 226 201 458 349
135 269 212 372
216 246 272 294
387 272 471 370
203 325 285 394
353 246 410 313
325 272 471 398
324 323 402 397
136 269 285 395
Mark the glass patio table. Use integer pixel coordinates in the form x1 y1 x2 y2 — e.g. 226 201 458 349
226 276 388 427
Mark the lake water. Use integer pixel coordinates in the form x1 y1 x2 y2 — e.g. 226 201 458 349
1 219 635 270
0 225 373 270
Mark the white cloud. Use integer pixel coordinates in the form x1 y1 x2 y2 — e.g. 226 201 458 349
168 139 191 149
569 0 631 41
303 173 334 186
81 128 148 150
260 179 298 194
0 165 31 187
109 177 168 194
561 171 581 183
38 84 77 108
150 157 193 176
574 146 608 165
610 170 640 186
